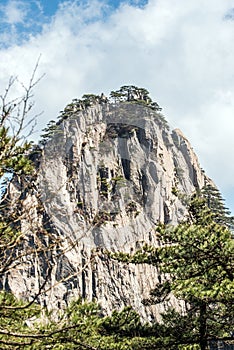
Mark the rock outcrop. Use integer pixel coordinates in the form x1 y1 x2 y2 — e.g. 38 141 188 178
2 97 213 321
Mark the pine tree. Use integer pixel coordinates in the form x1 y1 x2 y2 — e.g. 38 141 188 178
113 196 234 349
153 197 234 349
0 65 46 349
201 184 234 230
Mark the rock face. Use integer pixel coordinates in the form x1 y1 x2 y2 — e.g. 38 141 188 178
2 99 213 321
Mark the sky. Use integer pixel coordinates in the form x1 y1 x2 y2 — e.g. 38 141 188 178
0 0 234 213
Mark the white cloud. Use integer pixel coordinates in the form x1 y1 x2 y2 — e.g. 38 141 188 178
1 0 27 25
0 0 234 210
0 0 46 46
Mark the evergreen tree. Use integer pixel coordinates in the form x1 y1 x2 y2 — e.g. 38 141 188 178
152 197 234 349
113 196 234 349
109 85 161 109
0 65 50 349
201 184 234 230
39 120 59 146
110 85 151 103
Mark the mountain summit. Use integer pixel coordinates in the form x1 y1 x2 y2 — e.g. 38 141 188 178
3 86 214 320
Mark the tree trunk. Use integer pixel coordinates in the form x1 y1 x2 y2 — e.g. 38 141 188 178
199 301 207 350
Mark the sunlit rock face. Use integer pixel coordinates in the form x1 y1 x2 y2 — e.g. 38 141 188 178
3 101 212 320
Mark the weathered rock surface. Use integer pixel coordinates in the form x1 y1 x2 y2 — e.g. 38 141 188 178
3 100 213 321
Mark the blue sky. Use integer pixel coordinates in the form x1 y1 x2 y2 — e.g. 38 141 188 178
0 0 234 213
0 0 148 45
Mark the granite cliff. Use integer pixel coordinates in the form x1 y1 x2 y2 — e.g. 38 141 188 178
2 88 214 321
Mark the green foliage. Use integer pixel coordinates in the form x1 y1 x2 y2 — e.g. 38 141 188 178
81 94 100 107
153 197 234 349
174 166 184 179
7 300 161 350
39 120 59 146
157 224 233 300
0 291 41 349
110 85 162 112
113 196 234 349
110 85 151 103
172 186 179 196
93 210 112 226
0 70 44 349
0 126 33 176
201 184 234 230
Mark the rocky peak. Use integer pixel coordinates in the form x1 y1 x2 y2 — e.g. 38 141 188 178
2 88 213 320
